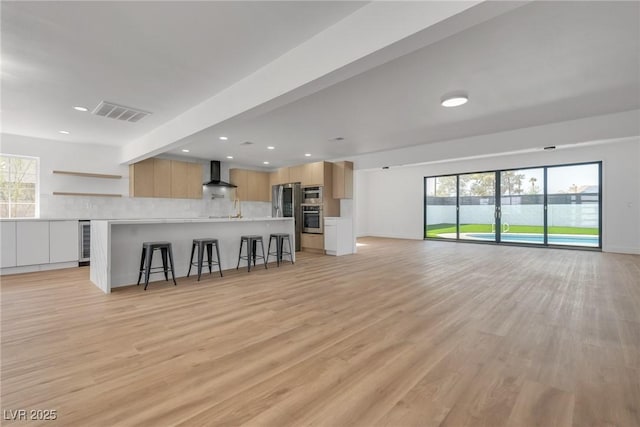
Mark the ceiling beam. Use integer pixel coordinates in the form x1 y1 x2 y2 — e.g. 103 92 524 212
121 1 527 164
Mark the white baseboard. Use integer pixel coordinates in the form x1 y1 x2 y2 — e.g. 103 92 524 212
1 261 79 276
603 246 640 255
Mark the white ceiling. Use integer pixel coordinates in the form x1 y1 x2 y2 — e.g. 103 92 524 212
2 1 639 169
0 1 365 145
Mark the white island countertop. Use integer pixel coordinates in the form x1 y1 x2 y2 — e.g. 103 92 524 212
90 217 294 293
101 217 289 225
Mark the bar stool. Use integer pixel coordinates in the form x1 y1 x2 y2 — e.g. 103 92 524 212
187 238 223 281
236 235 267 272
136 241 177 290
267 233 294 266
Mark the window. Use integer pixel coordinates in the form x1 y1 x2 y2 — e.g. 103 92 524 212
0 154 39 218
424 161 601 249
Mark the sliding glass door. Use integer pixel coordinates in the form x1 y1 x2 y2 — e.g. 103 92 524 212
547 163 600 247
499 168 545 244
425 176 457 239
459 172 496 242
424 162 601 249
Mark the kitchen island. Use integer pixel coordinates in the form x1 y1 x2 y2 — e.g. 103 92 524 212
90 217 294 293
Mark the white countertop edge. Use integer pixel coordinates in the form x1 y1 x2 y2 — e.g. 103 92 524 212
1 217 292 223
93 217 293 225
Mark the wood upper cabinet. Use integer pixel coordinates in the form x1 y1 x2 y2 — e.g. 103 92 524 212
302 161 326 186
153 159 171 198
274 167 290 185
170 160 188 198
186 162 203 199
230 169 269 202
248 170 270 202
129 158 154 197
229 169 248 200
130 158 203 199
289 165 305 184
332 161 353 199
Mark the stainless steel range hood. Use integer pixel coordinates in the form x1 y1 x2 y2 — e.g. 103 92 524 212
203 160 236 187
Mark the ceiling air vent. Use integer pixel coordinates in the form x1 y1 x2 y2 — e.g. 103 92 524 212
92 101 151 123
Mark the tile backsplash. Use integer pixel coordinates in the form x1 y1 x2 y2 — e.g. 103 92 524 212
40 194 271 219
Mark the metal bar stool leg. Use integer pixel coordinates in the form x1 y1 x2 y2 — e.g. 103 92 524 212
161 247 169 281
236 239 244 270
137 247 146 285
167 245 177 286
187 242 196 278
197 241 205 281
214 241 223 277
143 247 154 290
267 235 273 264
206 242 213 274
260 238 268 269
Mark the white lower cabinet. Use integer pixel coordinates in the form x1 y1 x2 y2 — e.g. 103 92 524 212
324 217 353 256
50 221 79 263
17 221 50 266
1 222 17 268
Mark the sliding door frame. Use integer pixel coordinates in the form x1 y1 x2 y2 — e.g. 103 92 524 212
423 160 602 251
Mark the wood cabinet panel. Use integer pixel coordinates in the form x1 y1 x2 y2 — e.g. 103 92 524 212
231 169 270 202
301 233 324 250
303 162 325 186
275 167 290 185
251 171 270 202
229 169 248 201
187 162 203 199
153 159 171 198
332 161 353 199
289 165 305 184
170 161 188 199
129 158 154 197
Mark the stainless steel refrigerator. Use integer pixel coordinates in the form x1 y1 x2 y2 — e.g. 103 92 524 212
272 183 302 251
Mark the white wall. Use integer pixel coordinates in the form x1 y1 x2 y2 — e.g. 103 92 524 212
0 133 270 219
355 138 640 254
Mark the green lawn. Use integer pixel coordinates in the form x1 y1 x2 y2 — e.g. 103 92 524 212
425 223 599 238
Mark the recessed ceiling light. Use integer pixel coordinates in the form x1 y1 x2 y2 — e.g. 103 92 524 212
58 130 70 134
305 153 311 157
263 161 270 165
181 149 190 153
226 155 233 159
219 136 228 141
267 146 275 150
73 106 88 112
441 92 469 107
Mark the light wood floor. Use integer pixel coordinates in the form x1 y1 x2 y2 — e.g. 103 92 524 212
2 237 639 426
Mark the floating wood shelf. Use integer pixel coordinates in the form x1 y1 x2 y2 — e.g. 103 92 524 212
53 170 122 179
53 192 122 197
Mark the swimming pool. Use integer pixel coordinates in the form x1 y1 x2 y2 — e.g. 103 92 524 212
466 233 599 246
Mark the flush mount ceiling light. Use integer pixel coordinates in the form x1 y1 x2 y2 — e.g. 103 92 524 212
73 106 88 112
305 153 311 157
58 130 70 134
181 149 190 153
226 155 233 159
219 136 228 141
440 91 469 108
